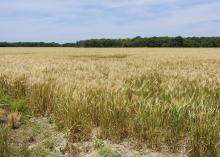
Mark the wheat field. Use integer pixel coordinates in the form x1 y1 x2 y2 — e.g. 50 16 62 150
0 48 220 156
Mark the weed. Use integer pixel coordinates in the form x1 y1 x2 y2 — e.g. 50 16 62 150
98 147 121 157
19 144 32 157
93 139 105 150
31 122 44 137
11 99 27 113
43 139 55 151
93 139 121 157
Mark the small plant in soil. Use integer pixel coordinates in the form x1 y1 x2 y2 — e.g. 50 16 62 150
93 139 105 150
31 122 44 137
19 144 32 157
43 138 55 151
98 147 121 157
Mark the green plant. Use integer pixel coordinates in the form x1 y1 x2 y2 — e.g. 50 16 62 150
93 139 121 157
31 122 44 137
11 99 27 113
19 144 32 157
0 88 28 116
43 139 55 151
93 139 105 150
98 147 121 157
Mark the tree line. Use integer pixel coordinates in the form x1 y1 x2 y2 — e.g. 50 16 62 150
0 42 62 47
1 36 220 47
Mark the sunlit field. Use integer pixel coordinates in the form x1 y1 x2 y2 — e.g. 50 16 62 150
0 48 220 156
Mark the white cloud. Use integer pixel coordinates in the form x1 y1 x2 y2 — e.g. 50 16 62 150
0 0 219 42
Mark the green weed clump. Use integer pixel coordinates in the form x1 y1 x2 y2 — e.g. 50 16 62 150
93 139 105 150
93 139 121 157
98 147 121 157
19 144 47 157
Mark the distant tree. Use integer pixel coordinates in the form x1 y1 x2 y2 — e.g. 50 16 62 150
1 37 220 47
171 36 183 47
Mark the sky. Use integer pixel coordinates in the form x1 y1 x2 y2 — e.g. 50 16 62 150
0 0 220 43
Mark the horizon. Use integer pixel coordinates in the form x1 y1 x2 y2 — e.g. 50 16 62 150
1 0 220 43
1 36 220 44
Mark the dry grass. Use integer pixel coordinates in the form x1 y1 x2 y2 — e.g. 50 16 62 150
0 48 220 156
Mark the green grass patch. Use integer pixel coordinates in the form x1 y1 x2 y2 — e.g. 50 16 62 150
31 122 44 137
0 89 29 115
93 139 105 150
19 144 47 157
19 144 32 157
98 147 121 157
93 139 121 157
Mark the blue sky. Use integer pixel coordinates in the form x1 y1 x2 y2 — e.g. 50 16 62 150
0 0 220 42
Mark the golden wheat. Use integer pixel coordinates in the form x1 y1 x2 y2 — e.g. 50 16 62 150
0 48 220 156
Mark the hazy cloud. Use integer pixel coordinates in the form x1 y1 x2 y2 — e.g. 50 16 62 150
0 0 219 42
